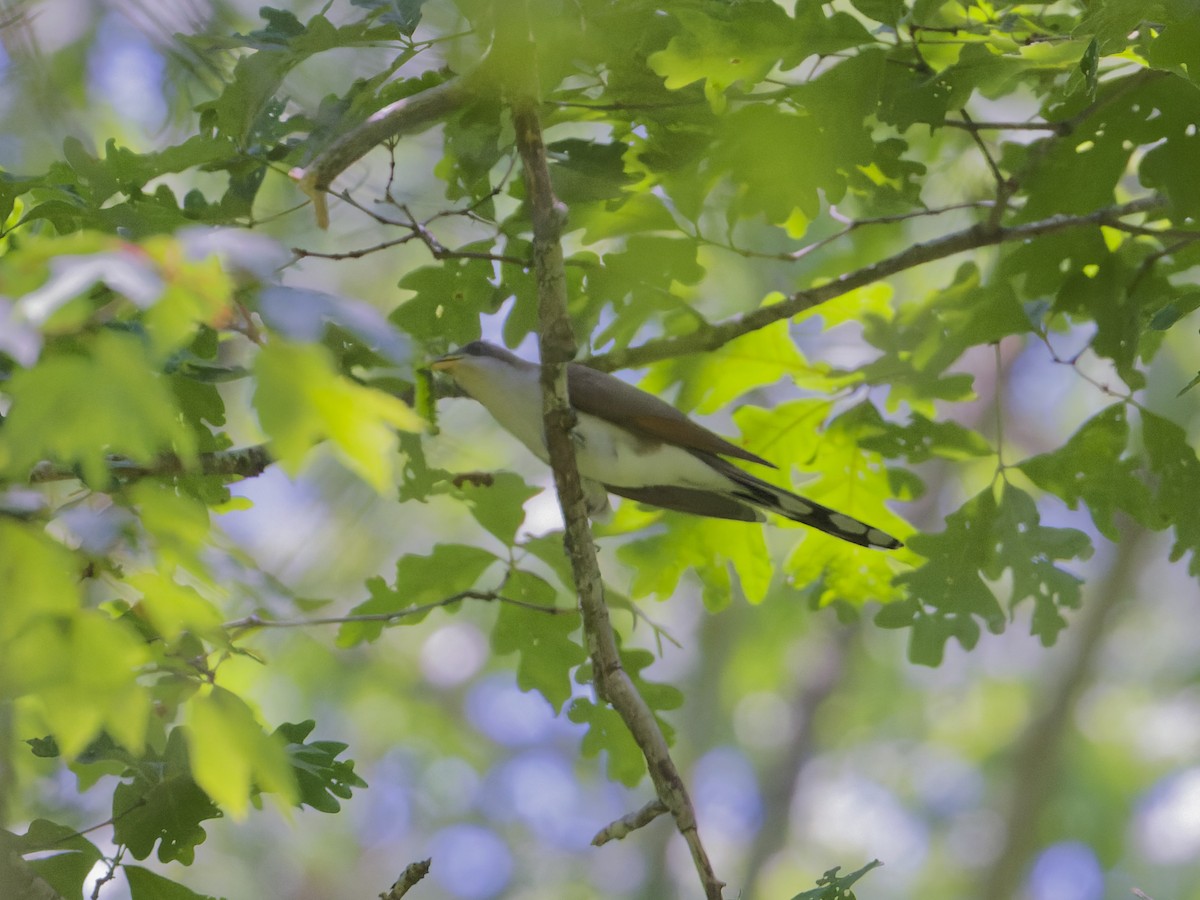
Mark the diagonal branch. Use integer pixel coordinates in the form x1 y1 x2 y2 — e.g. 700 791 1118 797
587 195 1168 373
504 7 725 898
291 74 478 228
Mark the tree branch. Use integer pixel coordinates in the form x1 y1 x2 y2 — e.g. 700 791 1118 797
28 446 273 484
591 798 669 846
587 195 1168 373
291 74 477 228
504 8 725 898
379 858 431 900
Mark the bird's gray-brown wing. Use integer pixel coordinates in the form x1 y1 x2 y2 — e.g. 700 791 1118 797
566 363 775 468
606 484 763 522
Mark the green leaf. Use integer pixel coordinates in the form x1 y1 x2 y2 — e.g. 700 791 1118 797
851 0 904 26
276 720 368 814
1 330 197 486
991 486 1091 645
1078 38 1099 99
392 260 504 345
790 859 883 900
617 516 772 610
895 484 1092 664
129 481 214 573
185 687 297 817
128 570 226 641
1143 14 1200 84
546 139 634 204
455 471 542 545
567 645 680 787
732 401 909 604
337 544 500 645
12 819 103 900
1144 411 1200 576
649 4 798 111
568 698 646 787
1018 404 1154 540
640 323 806 415
861 263 1029 412
491 573 584 712
114 769 221 863
0 520 82 644
616 645 684 719
126 866 222 900
253 339 422 492
518 531 577 591
351 0 427 35
858 410 994 464
3 608 153 757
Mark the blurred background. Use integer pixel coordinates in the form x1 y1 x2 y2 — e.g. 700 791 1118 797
3 1 1200 899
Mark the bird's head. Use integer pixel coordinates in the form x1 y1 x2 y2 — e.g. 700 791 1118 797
430 342 535 396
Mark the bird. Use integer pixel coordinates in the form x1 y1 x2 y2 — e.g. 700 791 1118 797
431 341 902 550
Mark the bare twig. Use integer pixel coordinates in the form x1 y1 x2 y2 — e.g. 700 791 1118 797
944 119 1069 134
592 798 669 845
505 6 724 897
222 589 570 634
380 859 432 900
89 847 123 900
706 200 994 264
588 195 1168 373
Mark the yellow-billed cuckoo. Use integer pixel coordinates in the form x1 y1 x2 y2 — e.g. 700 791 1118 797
432 341 902 550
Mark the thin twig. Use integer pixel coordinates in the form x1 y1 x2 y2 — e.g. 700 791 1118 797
708 200 994 264
944 119 1069 134
960 110 1007 193
222 589 570 634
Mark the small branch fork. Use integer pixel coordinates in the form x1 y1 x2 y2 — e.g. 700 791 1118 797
503 5 725 898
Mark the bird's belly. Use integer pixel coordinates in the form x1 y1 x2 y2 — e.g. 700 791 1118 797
572 415 729 490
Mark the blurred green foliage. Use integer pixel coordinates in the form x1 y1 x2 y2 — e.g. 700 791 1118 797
1 0 1199 898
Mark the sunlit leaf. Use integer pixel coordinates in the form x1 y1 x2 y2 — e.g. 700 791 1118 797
254 339 422 492
337 543 500 645
186 687 297 817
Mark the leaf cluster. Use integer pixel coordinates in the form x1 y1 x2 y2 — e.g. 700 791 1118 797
2 0 1200 895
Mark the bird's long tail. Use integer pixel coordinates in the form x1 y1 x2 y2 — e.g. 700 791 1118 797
718 463 903 550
